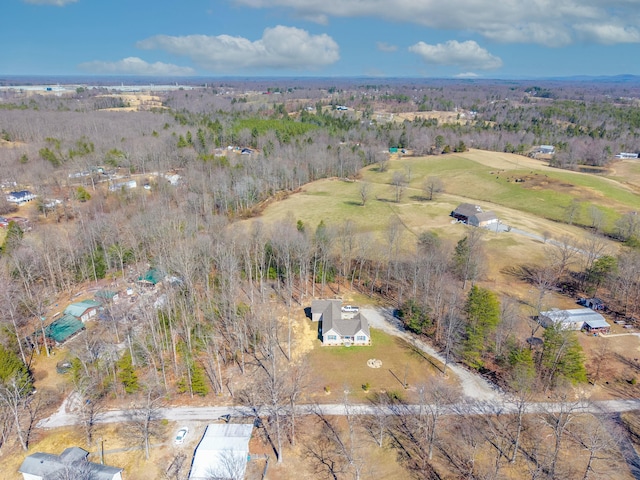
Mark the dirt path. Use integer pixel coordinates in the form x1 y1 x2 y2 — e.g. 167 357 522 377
360 307 502 402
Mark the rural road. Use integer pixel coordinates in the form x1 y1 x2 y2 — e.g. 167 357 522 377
37 308 640 431
38 396 640 429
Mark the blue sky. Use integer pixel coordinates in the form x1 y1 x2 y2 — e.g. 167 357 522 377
3 0 640 78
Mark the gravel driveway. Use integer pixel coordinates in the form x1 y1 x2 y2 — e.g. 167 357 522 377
361 307 502 402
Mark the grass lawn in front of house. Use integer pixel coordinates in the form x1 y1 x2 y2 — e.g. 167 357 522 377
305 328 457 404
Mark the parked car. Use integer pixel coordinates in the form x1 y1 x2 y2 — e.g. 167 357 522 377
174 427 189 445
341 305 359 313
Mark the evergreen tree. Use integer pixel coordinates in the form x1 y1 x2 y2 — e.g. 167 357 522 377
462 285 501 369
0 345 32 393
398 299 432 335
117 351 139 394
0 221 23 255
190 361 209 397
541 323 587 389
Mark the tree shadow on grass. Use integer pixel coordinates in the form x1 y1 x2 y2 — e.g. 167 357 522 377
409 195 429 202
343 201 363 207
396 337 445 374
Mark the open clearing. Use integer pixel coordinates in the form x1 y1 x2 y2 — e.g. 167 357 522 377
305 328 458 403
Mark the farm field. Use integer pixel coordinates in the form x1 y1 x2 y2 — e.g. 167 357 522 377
242 149 629 302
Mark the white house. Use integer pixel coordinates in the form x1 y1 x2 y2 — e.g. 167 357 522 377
19 447 122 480
6 190 36 204
189 423 253 480
109 180 137 192
311 299 371 346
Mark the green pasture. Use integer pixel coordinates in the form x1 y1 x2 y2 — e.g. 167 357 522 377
361 153 640 231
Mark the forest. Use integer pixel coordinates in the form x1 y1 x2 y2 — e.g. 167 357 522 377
1 77 640 479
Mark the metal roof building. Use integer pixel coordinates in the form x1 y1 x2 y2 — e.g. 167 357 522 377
189 424 253 480
539 308 609 332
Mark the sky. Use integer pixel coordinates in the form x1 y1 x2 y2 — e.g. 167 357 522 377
3 0 640 79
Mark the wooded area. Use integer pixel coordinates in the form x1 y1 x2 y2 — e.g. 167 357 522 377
1 78 640 479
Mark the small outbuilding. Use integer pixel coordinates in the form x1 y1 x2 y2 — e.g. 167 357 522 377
584 297 605 311
137 268 165 287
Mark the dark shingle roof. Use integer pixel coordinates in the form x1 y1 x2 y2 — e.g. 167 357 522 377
18 447 122 480
452 203 483 218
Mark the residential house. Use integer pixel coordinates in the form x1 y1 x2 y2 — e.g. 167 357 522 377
6 190 36 204
583 317 611 334
137 268 164 287
108 180 137 192
538 145 555 155
44 315 85 345
451 203 483 223
189 424 253 480
311 299 371 346
63 299 101 323
539 308 610 332
468 211 499 227
451 203 498 227
19 446 123 480
95 290 120 304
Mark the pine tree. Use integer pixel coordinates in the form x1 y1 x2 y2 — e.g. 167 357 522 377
190 361 209 397
117 351 139 394
541 323 587 389
462 285 501 369
0 345 32 392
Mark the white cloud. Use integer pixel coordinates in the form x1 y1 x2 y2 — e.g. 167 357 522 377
578 24 640 44
78 57 196 76
23 0 78 5
137 26 339 72
376 42 397 52
231 0 640 46
455 72 480 78
409 40 502 70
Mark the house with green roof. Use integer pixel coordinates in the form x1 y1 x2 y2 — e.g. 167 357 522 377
44 315 85 344
63 299 101 323
137 268 164 287
95 290 119 304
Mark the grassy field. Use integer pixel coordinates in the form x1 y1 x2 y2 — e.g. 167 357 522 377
364 151 640 230
247 149 639 241
305 327 458 404
237 148 632 303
